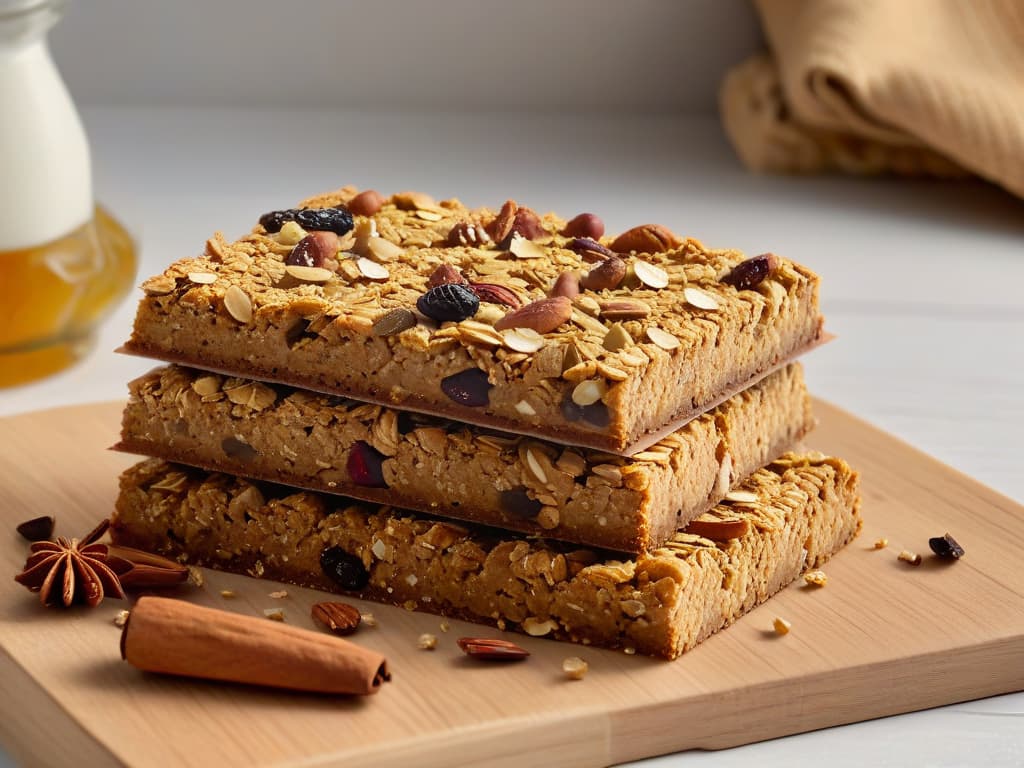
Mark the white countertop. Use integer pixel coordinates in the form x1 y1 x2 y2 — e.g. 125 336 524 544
2 107 1022 767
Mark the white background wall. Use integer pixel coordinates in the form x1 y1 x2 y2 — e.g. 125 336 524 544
51 0 763 112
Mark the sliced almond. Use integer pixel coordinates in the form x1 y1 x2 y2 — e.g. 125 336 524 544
724 489 759 503
684 286 719 310
571 378 606 406
458 320 504 347
223 285 253 323
187 272 217 285
524 449 548 484
645 326 680 350
502 327 545 354
415 209 443 222
509 235 546 259
633 260 669 289
685 517 751 540
285 265 333 283
356 257 389 280
367 237 404 262
602 323 632 352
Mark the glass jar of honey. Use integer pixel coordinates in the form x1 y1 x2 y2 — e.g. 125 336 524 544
0 0 135 387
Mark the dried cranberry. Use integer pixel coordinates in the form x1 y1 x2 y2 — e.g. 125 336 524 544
581 402 610 428
320 547 370 590
417 283 480 322
929 533 965 560
499 488 543 519
722 253 779 291
259 207 354 236
440 368 491 407
347 441 388 487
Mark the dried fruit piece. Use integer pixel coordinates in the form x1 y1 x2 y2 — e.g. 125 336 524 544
580 256 626 291
562 213 604 240
417 284 480 322
347 189 384 217
500 488 543 519
259 207 354 236
494 296 572 334
610 224 682 254
562 656 588 680
440 368 491 407
898 549 923 566
311 601 362 635
320 547 370 590
566 237 615 262
773 617 791 635
16 515 55 542
633 260 669 289
929 533 965 560
372 307 417 336
417 633 438 650
347 441 387 487
457 637 530 661
287 231 339 268
683 286 719 310
723 253 780 290
223 285 253 323
445 221 492 247
471 282 522 308
486 200 518 243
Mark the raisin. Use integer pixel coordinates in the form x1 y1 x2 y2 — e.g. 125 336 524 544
259 207 354 236
347 441 388 487
722 253 780 291
222 437 257 462
928 533 965 560
499 488 543 519
417 283 480 322
440 368 491 407
320 547 370 591
581 402 610 428
16 515 55 542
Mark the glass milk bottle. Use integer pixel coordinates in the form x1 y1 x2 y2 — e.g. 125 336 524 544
0 0 135 387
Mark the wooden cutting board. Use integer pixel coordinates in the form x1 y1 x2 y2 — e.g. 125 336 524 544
1 401 1022 768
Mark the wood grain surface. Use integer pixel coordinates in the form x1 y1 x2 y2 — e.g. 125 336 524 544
0 400 1022 768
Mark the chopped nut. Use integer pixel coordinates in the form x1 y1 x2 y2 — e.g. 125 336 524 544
602 323 632 352
113 609 130 628
277 220 307 245
223 285 253 323
623 646 637 655
509 236 546 259
610 224 682 254
684 286 719 310
873 538 889 549
898 549 922 566
562 656 588 680
269 590 288 599
143 274 177 295
458 637 530 660
514 399 537 416
347 189 384 216
803 570 828 587
191 375 221 397
773 617 791 635
494 296 572 334
417 633 438 650
581 256 626 291
598 298 651 321
263 608 285 621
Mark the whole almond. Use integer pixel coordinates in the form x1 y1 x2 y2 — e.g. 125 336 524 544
551 271 580 300
347 190 384 217
598 298 651 321
580 256 626 291
562 213 605 240
428 263 467 288
485 200 518 243
471 282 522 308
494 296 572 333
510 207 545 240
610 224 683 254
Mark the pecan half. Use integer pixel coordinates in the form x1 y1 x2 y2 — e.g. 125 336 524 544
610 224 683 254
445 221 492 248
457 637 530 660
312 601 362 635
471 282 522 308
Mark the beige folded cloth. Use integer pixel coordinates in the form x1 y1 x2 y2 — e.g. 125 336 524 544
721 0 1024 197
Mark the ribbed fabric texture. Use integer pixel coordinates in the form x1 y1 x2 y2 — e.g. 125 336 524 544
720 0 1024 198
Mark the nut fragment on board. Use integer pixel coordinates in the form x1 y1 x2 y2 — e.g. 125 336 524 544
417 633 438 650
562 656 588 680
113 609 130 628
773 617 791 635
803 570 828 587
264 608 285 621
457 637 530 661
873 538 889 550
898 549 922 566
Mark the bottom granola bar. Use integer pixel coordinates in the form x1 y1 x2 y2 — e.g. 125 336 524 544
111 453 861 659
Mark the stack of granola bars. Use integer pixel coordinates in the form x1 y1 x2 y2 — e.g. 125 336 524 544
111 187 861 658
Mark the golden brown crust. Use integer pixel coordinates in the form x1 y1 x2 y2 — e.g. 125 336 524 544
111 452 861 659
124 188 823 453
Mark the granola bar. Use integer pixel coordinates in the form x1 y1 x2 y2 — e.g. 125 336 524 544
123 187 823 454
117 363 813 552
111 452 861 659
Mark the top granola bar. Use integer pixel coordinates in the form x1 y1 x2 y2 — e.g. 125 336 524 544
124 186 823 454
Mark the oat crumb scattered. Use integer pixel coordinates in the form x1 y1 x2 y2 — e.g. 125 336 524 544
219 589 237 599
263 608 285 621
417 633 438 650
623 646 636 655
873 538 889 550
439 620 451 633
113 610 130 628
803 570 828 587
562 656 588 680
898 549 922 566
773 617 791 635
187 566 204 587
361 613 378 628
269 590 289 599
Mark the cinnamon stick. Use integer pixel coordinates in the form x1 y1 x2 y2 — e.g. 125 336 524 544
121 596 389 695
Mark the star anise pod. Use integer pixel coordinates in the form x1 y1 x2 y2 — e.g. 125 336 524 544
14 519 126 608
